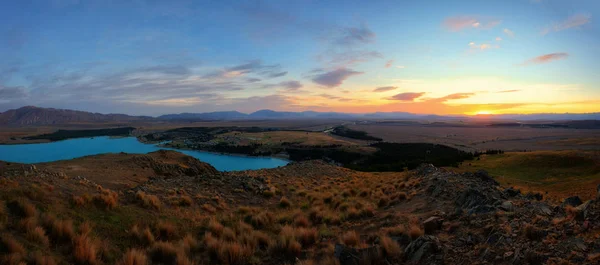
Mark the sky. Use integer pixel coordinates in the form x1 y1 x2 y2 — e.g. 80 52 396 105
0 0 599 116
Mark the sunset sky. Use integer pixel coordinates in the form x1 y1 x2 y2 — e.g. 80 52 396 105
0 0 598 116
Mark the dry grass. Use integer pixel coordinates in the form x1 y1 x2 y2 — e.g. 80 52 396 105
135 191 161 210
342 231 359 247
73 234 98 264
32 252 58 265
380 236 402 257
131 225 155 246
279 197 291 208
9 199 37 218
117 249 148 265
156 221 177 241
93 188 118 210
408 224 424 240
1 233 26 255
208 219 224 237
27 226 50 247
148 241 179 265
46 217 76 242
181 234 199 254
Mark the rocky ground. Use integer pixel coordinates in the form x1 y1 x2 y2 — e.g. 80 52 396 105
0 151 599 264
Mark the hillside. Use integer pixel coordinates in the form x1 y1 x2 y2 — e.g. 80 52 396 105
0 106 152 126
1 151 599 264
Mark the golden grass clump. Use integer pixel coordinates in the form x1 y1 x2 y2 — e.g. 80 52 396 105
249 211 275 229
72 234 98 265
9 199 37 218
135 191 161 210
279 197 291 208
295 227 319 246
18 216 38 232
117 249 148 265
45 217 76 243
93 188 118 210
217 241 254 265
27 226 50 247
408 224 424 240
294 215 310 228
208 219 224 237
384 226 406 237
148 241 179 265
252 230 272 249
131 225 155 246
342 231 359 247
1 233 26 256
32 252 58 265
178 195 193 207
156 221 177 241
181 234 199 254
222 227 236 242
380 236 402 257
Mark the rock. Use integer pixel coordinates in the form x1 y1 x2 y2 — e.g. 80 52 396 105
561 196 583 207
575 200 592 221
468 205 496 215
504 187 521 197
334 244 380 265
423 216 443 234
456 188 499 213
474 170 499 185
404 235 442 264
500 201 514 212
504 251 514 259
531 202 553 216
525 192 543 201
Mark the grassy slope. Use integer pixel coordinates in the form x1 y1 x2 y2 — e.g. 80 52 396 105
455 150 600 201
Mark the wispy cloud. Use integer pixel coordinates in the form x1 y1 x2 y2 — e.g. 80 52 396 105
311 68 363 88
335 24 376 46
0 85 28 100
205 60 286 79
388 92 425 101
427 92 476 103
541 14 591 35
373 86 397 92
320 50 382 67
497 89 520 93
503 28 515 37
384 60 394 68
443 16 501 32
521 53 569 65
468 42 499 51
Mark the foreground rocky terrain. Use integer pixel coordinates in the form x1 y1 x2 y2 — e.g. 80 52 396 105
0 150 599 264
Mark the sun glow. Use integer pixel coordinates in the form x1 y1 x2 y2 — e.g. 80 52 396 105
473 110 493 115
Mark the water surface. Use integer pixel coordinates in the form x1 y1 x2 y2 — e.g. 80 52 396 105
0 137 288 171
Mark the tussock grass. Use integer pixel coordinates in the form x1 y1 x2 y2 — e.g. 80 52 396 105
117 249 147 265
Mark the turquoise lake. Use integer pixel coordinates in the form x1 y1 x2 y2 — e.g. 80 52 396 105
0 137 288 171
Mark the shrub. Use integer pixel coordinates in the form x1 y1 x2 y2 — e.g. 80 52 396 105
202 204 217 214
237 206 253 214
380 236 401 257
181 234 199 254
385 226 406 237
279 197 291 208
18 216 38 232
342 231 359 247
72 235 98 265
377 197 389 208
27 226 50 247
217 241 254 265
72 195 87 207
131 225 155 246
296 227 318 246
222 227 236 242
253 231 272 249
117 249 148 265
262 189 275 198
249 211 274 229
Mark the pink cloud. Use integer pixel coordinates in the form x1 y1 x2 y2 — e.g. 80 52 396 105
521 53 569 65
389 92 425 101
541 14 591 35
443 16 501 32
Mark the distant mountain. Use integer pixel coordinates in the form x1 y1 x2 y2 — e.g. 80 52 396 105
159 111 248 120
0 106 152 126
480 113 600 121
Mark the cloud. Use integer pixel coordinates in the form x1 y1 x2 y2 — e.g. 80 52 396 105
541 14 591 35
373 86 397 92
521 53 569 65
497 89 520 93
335 24 376 46
137 65 191 75
503 28 515 37
319 93 341 100
279 81 303 90
0 85 28 100
395 66 406 69
388 92 425 101
495 37 502 41
443 16 501 32
321 50 382 67
427 93 476 103
468 42 499 51
206 60 285 79
384 60 394 68
311 68 363 88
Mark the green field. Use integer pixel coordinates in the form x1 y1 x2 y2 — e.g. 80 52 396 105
456 150 600 201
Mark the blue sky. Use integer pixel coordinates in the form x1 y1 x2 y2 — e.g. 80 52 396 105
0 0 598 115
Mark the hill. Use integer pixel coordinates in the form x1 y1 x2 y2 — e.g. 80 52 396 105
0 106 152 126
1 151 600 264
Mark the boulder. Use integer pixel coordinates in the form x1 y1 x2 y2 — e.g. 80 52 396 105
561 196 583 207
525 192 543 201
404 235 442 263
574 200 592 221
423 216 443 234
500 201 514 212
504 187 521 197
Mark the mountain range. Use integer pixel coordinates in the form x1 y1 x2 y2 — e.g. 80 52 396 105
0 106 599 126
